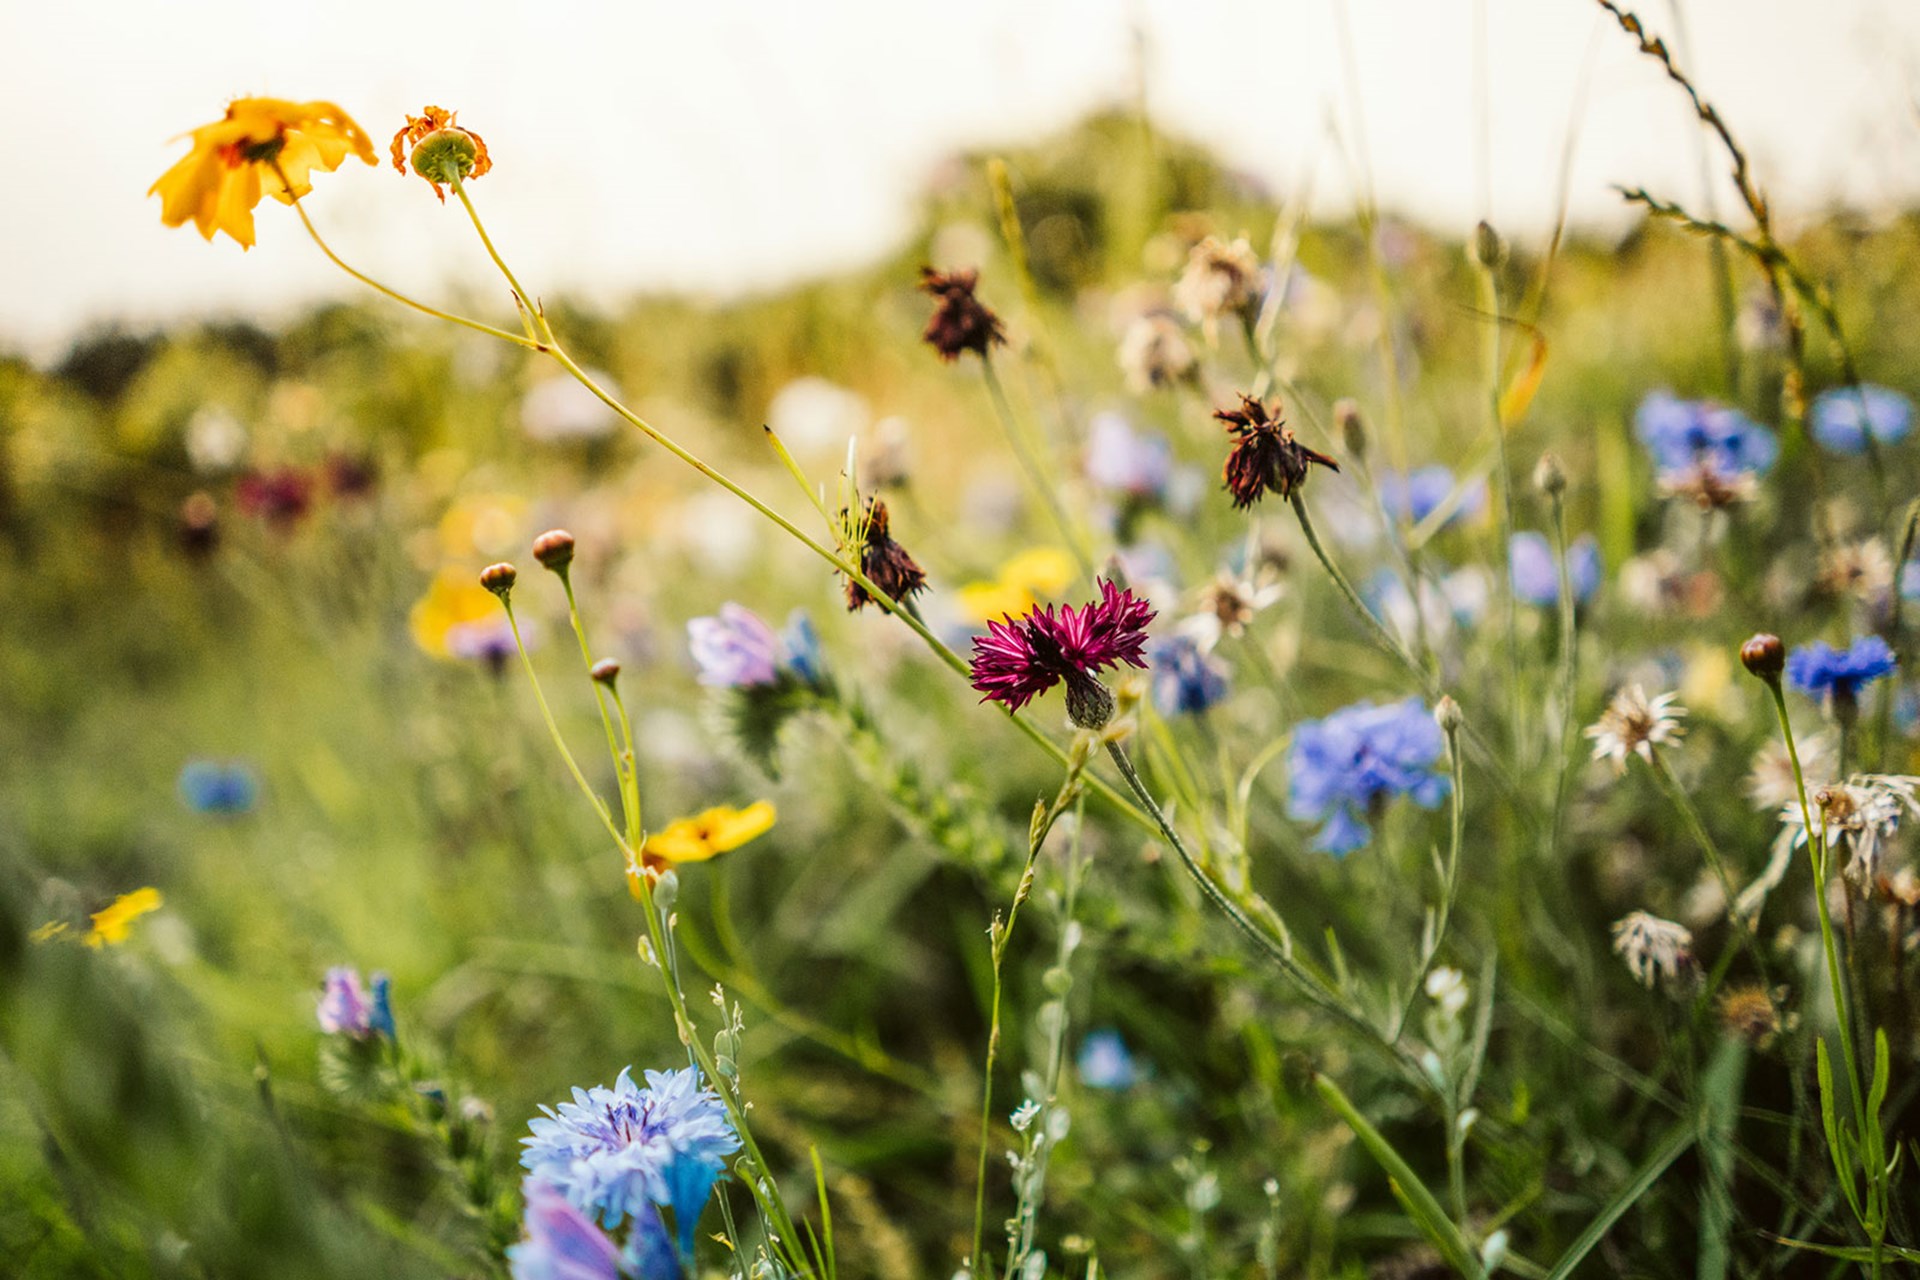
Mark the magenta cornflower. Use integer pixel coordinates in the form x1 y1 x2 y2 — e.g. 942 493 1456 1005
968 579 1154 727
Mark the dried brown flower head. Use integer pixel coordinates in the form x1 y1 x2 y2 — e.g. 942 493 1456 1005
918 266 1004 362
390 105 492 201
1214 394 1338 509
1716 985 1780 1045
843 498 927 611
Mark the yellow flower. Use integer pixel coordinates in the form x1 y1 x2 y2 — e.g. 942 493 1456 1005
409 567 505 659
955 546 1076 623
85 887 164 948
151 98 377 248
628 802 776 892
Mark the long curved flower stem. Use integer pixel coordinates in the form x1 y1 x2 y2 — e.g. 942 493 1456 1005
1547 491 1579 857
434 187 1156 833
979 356 1095 583
1288 492 1525 810
970 753 1088 1277
558 575 638 839
502 602 629 857
1104 739 1427 1083
280 175 545 351
1473 256 1524 753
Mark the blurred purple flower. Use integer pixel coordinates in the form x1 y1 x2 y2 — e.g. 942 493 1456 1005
318 966 392 1040
1810 384 1913 455
1510 532 1600 607
1287 697 1449 855
1787 636 1898 701
687 605 779 687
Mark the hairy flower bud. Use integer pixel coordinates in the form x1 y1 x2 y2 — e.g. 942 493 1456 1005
1433 695 1465 733
1533 452 1567 497
1740 633 1785 681
532 529 576 572
479 562 517 599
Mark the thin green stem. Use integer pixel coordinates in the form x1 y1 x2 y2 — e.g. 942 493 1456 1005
1547 493 1579 857
559 574 633 834
1392 716 1466 1041
452 179 545 340
606 684 644 849
501 602 629 857
1474 258 1523 752
980 357 1095 582
1645 749 1769 992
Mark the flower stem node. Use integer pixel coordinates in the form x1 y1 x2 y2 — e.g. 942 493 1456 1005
479 562 518 601
532 528 576 573
1740 632 1786 681
589 658 621 686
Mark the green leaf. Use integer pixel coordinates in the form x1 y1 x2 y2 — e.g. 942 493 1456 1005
1764 1235 1920 1265
1542 1121 1695 1280
1695 1039 1746 1280
1815 1038 1864 1220
1315 1075 1487 1280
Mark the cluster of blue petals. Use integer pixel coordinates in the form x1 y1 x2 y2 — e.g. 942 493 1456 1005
1286 697 1449 854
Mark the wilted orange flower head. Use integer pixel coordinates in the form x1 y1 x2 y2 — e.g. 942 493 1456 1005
390 105 491 201
151 98 377 249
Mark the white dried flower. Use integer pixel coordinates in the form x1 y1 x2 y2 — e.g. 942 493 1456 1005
1117 312 1198 394
1611 911 1696 988
1176 569 1285 651
1584 685 1687 773
1173 236 1262 329
1816 538 1895 606
1744 733 1836 811
1778 774 1920 893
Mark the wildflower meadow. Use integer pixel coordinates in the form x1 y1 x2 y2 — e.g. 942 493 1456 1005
10 7 1920 1278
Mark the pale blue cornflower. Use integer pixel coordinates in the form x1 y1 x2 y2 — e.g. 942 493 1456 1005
1149 634 1229 715
1810 384 1913 455
317 966 394 1040
1376 466 1485 530
1077 1029 1139 1090
1634 392 1779 477
508 1179 679 1280
520 1067 739 1251
177 759 258 815
1510 532 1600 607
1287 697 1449 854
1085 412 1174 500
687 605 824 689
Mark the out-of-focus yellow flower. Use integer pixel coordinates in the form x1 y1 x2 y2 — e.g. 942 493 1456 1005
85 888 163 948
956 546 1076 623
629 802 776 891
410 567 503 658
151 98 376 248
438 494 529 560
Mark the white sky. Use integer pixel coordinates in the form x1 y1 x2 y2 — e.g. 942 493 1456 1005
4 0 1919 356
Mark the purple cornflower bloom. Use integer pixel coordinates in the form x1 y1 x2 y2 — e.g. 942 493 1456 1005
318 966 392 1039
1287 697 1449 855
688 605 779 687
1810 385 1913 455
1634 392 1778 478
1149 634 1229 715
1085 412 1174 500
447 616 521 669
1786 636 1898 702
1077 1029 1139 1090
1376 466 1484 529
1510 532 1600 607
520 1067 739 1249
968 579 1154 725
508 1182 630 1280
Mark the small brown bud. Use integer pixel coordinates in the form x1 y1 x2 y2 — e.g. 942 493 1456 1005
1740 633 1785 681
589 658 621 685
532 529 576 572
1434 695 1464 733
1533 452 1567 497
1334 398 1367 461
479 562 517 599
1471 220 1505 269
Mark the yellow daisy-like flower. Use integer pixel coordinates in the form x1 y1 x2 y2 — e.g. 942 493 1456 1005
955 546 1076 624
628 802 776 892
409 566 504 659
151 97 377 249
85 887 164 948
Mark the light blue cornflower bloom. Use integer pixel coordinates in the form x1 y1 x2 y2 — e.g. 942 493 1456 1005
1085 412 1174 500
521 1067 739 1251
1149 635 1229 715
1509 532 1600 607
1286 697 1449 855
508 1179 682 1280
1786 636 1898 701
1077 1029 1139 1090
177 759 258 815
1810 384 1913 454
1376 466 1484 529
1634 391 1778 479
687 605 779 687
778 611 827 687
317 966 392 1040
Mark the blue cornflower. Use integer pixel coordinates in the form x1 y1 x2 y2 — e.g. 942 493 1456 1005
687 606 778 687
1149 634 1229 715
317 966 392 1040
1376 466 1484 529
521 1067 740 1249
177 759 258 815
1085 412 1174 500
1810 384 1913 455
778 611 826 686
1786 636 1898 702
1634 392 1778 478
1077 1029 1139 1090
509 1180 680 1280
1510 532 1600 607
1287 697 1449 855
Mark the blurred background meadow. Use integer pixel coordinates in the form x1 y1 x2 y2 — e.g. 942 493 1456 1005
8 2 1920 1277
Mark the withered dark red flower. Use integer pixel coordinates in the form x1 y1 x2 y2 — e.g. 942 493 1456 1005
919 266 1005 362
969 580 1154 726
843 498 927 611
1214 394 1339 509
235 467 314 527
